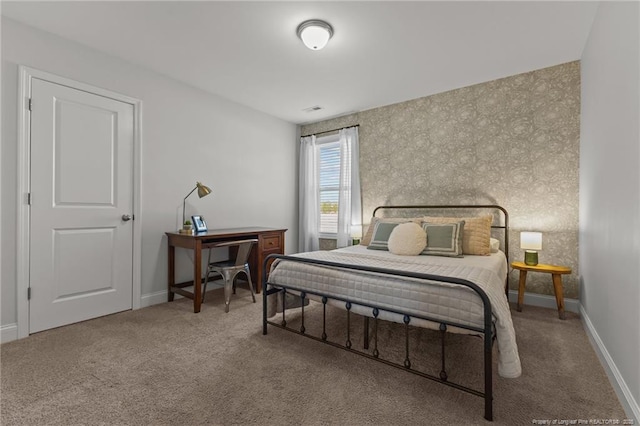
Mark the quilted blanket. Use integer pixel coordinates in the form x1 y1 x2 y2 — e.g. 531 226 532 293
268 249 521 378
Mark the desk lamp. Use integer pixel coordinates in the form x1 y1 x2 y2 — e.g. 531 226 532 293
520 231 542 266
182 182 211 226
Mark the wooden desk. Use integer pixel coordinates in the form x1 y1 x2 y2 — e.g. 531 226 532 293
166 227 286 313
511 261 571 320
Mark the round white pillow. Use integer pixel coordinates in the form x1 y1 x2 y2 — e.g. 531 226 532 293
387 222 427 256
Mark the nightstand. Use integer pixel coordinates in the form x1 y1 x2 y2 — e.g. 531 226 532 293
510 261 572 320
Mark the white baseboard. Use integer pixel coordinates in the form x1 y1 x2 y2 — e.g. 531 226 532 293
507 290 580 313
1 323 18 344
140 283 224 308
140 290 173 308
580 306 639 422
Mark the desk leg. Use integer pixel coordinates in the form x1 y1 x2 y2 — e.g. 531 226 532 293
552 274 566 320
516 270 527 312
168 244 175 302
193 240 202 313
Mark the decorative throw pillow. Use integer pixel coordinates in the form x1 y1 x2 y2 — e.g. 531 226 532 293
360 217 380 245
361 217 421 246
387 222 427 256
490 237 500 253
422 215 492 255
367 221 403 251
421 221 465 257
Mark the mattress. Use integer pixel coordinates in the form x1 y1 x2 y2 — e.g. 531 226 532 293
267 245 521 378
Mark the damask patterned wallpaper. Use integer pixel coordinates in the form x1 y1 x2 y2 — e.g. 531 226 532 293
302 61 580 298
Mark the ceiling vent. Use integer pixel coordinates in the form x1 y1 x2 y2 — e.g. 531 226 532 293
303 105 323 112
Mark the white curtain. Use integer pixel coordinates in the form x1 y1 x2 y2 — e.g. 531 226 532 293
337 127 362 248
299 135 320 252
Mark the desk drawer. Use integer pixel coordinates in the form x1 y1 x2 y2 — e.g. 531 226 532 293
260 233 283 252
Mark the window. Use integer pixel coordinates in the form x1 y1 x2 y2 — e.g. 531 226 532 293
318 138 340 235
299 126 360 251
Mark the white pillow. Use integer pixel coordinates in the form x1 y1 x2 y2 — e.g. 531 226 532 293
490 237 500 253
387 222 427 256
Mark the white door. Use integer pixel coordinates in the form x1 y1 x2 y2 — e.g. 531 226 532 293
29 78 134 333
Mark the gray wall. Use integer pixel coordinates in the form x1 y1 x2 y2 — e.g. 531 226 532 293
1 18 298 335
302 62 581 298
580 2 639 420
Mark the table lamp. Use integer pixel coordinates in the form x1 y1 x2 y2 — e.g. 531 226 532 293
350 225 363 245
520 231 542 266
182 181 211 226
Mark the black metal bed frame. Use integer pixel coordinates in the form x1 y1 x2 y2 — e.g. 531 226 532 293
262 205 509 421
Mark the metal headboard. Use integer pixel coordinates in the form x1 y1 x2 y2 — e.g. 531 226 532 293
372 204 510 266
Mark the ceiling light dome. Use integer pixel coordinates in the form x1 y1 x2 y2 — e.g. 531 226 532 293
297 19 333 50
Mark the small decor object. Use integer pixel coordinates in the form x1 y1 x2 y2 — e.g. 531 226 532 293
191 215 207 233
520 231 542 266
179 220 193 235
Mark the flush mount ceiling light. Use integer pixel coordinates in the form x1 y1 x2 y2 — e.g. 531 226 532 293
297 19 333 50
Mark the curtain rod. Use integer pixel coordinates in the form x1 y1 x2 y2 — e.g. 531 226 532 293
300 124 359 139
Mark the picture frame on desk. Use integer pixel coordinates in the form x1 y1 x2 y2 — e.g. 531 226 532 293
191 215 207 233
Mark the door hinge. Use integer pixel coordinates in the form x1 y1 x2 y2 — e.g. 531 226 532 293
27 193 31 205
28 287 31 300
28 98 32 111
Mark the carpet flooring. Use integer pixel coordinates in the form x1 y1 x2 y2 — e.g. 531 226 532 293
1 287 626 425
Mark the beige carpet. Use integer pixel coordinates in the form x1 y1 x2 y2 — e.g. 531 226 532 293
1 287 626 425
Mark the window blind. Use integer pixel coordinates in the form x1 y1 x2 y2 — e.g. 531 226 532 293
319 142 340 234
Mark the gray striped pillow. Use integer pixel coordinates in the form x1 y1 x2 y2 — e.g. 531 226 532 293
420 221 465 257
367 221 404 251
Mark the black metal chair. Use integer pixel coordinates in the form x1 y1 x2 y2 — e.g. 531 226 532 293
204 239 257 312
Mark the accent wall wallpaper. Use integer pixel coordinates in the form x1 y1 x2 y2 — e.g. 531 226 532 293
302 61 580 299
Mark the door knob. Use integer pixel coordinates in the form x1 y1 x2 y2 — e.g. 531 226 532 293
121 214 132 221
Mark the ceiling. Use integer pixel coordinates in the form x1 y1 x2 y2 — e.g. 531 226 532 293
1 1 599 125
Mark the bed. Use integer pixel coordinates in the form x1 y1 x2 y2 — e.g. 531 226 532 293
262 205 521 421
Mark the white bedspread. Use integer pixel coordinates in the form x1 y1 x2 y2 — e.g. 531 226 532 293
268 246 521 378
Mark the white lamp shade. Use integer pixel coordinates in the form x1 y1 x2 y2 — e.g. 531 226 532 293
520 232 542 251
297 20 333 50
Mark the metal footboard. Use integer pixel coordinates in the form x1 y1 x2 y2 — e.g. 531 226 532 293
262 254 496 421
